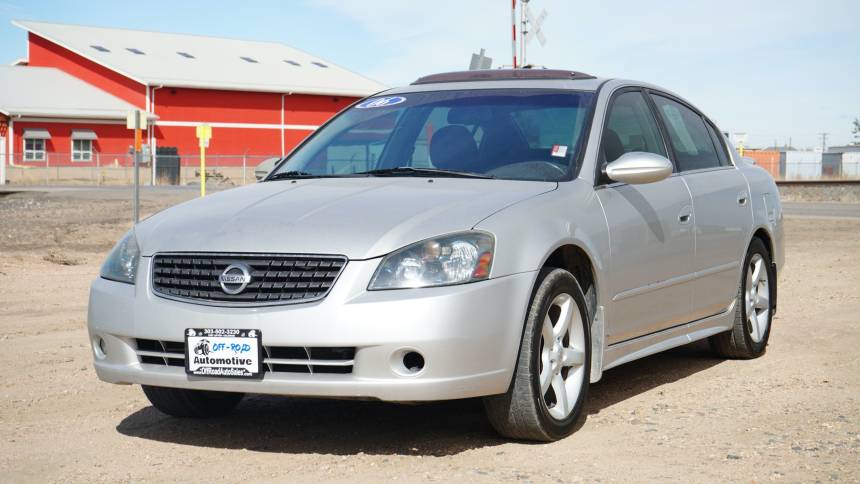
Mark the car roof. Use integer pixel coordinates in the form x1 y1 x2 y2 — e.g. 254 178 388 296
376 71 702 124
384 69 609 95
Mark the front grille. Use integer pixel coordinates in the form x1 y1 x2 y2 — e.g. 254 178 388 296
135 339 355 374
151 253 347 306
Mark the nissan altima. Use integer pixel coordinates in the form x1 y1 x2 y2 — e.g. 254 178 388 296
88 69 783 441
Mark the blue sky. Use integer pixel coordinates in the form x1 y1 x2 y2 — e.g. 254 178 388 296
1 0 858 148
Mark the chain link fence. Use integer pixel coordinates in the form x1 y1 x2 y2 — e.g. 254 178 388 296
742 150 860 181
5 150 860 186
5 152 279 187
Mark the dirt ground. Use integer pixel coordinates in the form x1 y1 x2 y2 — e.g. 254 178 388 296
0 188 858 483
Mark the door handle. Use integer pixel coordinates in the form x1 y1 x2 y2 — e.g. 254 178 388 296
737 191 748 206
678 206 692 225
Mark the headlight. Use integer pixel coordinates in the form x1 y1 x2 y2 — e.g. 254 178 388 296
368 232 494 290
100 230 140 284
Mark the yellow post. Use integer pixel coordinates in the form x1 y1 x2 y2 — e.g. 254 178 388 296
200 143 206 197
195 124 212 197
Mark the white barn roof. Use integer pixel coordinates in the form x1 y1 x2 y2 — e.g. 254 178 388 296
13 20 387 97
0 65 150 119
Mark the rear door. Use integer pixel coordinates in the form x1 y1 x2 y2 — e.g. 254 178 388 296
649 93 753 320
596 89 695 344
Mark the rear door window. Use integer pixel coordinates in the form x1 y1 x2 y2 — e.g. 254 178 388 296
651 94 721 171
705 121 731 166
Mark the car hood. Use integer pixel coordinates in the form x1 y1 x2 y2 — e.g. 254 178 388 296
135 178 556 259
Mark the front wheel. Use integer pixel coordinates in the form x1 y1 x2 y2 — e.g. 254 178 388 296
142 385 244 418
483 268 591 441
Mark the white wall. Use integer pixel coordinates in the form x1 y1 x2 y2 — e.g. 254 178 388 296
785 151 821 179
842 152 860 178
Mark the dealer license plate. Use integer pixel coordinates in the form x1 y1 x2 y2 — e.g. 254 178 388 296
185 328 262 378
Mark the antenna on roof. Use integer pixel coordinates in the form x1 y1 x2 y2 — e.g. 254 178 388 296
511 0 548 68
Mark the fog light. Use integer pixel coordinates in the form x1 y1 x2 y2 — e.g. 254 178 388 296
403 352 425 373
93 336 107 359
390 348 426 376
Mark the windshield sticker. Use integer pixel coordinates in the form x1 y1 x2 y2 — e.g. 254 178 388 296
356 96 407 109
551 145 568 157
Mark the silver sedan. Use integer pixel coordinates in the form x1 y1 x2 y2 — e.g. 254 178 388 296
89 69 783 441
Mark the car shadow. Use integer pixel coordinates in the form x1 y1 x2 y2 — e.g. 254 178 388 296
116 340 722 456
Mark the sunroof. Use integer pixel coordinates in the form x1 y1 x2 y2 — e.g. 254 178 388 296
240 56 259 64
126 48 145 55
284 60 300 66
312 61 328 68
90 45 110 53
177 51 195 59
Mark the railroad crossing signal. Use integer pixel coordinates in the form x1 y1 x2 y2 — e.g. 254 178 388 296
524 3 547 48
469 48 493 70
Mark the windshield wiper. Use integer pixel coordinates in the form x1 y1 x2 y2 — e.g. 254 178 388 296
267 171 324 180
355 166 494 179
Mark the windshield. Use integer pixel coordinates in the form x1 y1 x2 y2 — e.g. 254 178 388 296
270 89 595 182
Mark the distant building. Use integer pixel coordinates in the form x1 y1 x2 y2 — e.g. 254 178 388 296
826 145 860 154
0 20 385 184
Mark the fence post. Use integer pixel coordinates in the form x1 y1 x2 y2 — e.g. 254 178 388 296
45 154 49 186
243 154 247 185
96 153 101 186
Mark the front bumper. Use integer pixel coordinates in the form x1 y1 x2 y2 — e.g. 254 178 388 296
87 257 536 401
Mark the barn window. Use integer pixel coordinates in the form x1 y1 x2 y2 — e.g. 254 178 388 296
71 130 97 161
24 138 46 161
126 48 145 55
90 45 110 53
177 51 195 59
284 60 300 66
312 61 328 68
72 140 93 162
240 56 259 63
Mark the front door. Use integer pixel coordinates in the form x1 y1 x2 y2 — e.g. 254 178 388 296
596 89 695 345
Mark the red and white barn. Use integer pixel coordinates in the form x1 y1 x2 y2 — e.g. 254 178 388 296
0 20 386 184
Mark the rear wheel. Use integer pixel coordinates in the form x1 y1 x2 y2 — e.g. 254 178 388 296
142 385 244 418
710 238 774 358
483 268 590 441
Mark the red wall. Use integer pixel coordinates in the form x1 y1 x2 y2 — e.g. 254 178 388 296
27 33 147 107
13 121 143 165
153 88 354 125
744 150 781 180
151 89 355 160
154 125 314 159
155 88 280 124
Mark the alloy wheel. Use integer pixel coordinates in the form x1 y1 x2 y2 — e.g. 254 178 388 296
539 293 586 420
745 253 770 343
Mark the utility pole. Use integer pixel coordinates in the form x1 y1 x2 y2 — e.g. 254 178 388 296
818 132 828 153
126 110 145 224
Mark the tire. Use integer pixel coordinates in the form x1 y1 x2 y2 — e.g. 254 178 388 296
709 238 775 359
483 268 591 441
142 385 244 418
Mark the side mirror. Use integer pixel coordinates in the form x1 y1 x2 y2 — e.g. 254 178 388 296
604 152 673 185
